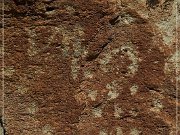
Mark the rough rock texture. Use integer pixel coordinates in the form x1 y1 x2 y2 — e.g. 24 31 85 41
1 0 180 134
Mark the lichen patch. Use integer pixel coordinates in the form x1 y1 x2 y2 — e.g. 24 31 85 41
71 58 80 80
150 99 163 112
56 25 86 80
99 48 120 72
121 42 139 76
130 85 138 95
42 124 53 135
114 104 124 118
130 128 141 135
155 1 176 46
88 89 98 101
17 85 29 94
116 127 123 135
25 28 39 57
74 91 87 105
27 102 38 115
84 70 94 79
108 90 119 100
99 130 108 135
92 107 102 118
4 66 15 76
106 81 120 100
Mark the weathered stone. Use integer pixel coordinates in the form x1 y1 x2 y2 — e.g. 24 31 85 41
1 0 180 134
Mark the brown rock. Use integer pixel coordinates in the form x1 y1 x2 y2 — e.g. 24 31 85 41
1 0 180 134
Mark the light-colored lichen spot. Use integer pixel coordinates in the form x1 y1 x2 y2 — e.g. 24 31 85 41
45 9 56 15
71 25 85 58
28 65 45 75
61 32 71 46
71 58 80 80
150 99 163 112
0 126 4 135
130 128 141 135
129 108 138 117
106 81 120 100
156 1 176 46
42 124 53 135
27 102 38 114
74 91 87 105
114 104 124 118
66 6 75 14
99 48 120 72
116 127 123 135
164 50 180 78
17 85 29 94
177 74 180 82
92 107 102 118
16 76 30 94
84 70 94 79
27 45 39 57
121 42 139 76
53 26 71 57
130 85 138 95
34 68 44 75
99 130 108 135
108 90 119 100
4 66 15 76
119 14 135 25
99 53 112 65
74 24 85 37
169 129 176 135
88 89 98 101
25 28 39 57
56 25 86 80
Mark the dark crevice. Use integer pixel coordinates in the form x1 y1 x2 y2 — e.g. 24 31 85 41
120 70 128 75
86 37 113 62
43 0 55 4
13 0 35 6
5 10 47 18
0 118 6 135
86 53 100 61
145 85 160 92
109 15 120 25
93 102 103 108
73 12 80 16
146 0 159 8
119 115 132 120
46 7 56 12
164 0 174 3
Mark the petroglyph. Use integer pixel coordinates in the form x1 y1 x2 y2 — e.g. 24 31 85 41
27 102 38 115
92 107 102 118
4 0 177 134
130 128 141 135
114 104 124 118
156 1 177 46
99 47 120 72
42 124 53 135
120 42 139 76
130 85 138 95
88 89 98 101
16 85 29 94
4 66 15 77
150 99 164 112
25 28 39 57
99 130 108 135
106 81 120 100
116 127 123 135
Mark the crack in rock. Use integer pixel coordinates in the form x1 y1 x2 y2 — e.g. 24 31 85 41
0 118 6 135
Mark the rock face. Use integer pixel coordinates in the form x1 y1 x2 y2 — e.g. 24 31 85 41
1 0 180 134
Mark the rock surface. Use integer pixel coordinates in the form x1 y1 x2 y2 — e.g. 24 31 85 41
1 0 180 134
